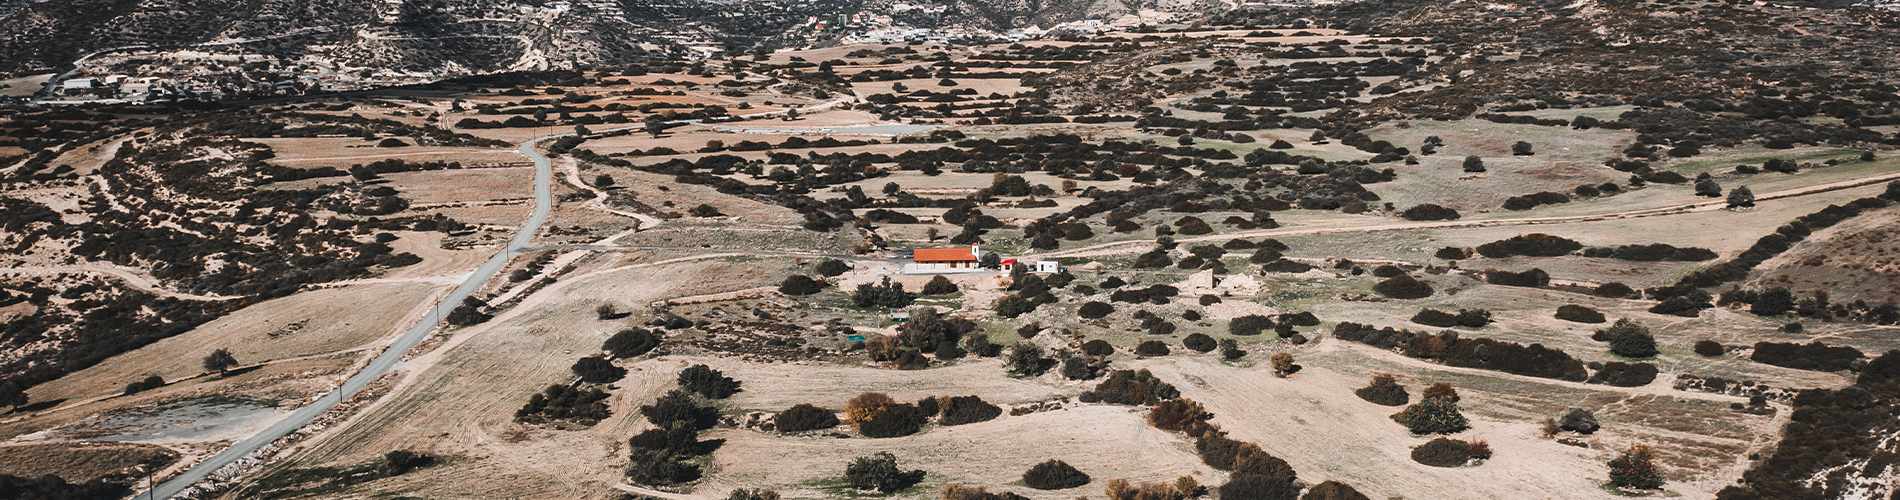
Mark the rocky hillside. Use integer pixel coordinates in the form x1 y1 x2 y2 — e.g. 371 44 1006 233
0 0 1232 80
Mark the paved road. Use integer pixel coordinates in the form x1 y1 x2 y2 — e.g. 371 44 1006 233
133 94 855 498
134 136 556 499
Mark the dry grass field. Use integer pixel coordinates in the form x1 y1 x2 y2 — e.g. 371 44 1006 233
4 7 1899 500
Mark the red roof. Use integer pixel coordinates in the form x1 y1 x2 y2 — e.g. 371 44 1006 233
913 247 976 263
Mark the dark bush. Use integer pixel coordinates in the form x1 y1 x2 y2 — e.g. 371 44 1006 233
1559 408 1600 434
775 404 839 432
123 374 165 395
1475 234 1582 258
938 395 1002 426
1693 340 1725 357
572 356 626 384
1259 258 1314 273
1454 309 1493 327
1084 369 1179 405
778 275 823 295
1373 274 1434 299
816 259 850 277
1082 339 1115 356
678 364 741 399
1588 362 1659 387
1609 329 1659 359
1411 438 1491 467
627 448 702 485
1078 301 1114 319
844 452 926 493
858 403 928 438
1022 460 1091 490
1411 308 1458 328
1229 315 1274 336
1484 268 1549 288
1435 247 1471 260
1355 374 1409 406
1371 265 1405 278
640 389 719 430
382 450 437 476
922 276 958 295
1147 398 1216 434
1302 481 1371 500
1750 342 1864 372
1595 282 1636 298
1401 204 1461 221
1554 304 1606 323
1183 333 1217 352
1136 340 1171 357
0 474 130 499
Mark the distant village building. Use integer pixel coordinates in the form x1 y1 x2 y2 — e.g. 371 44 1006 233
60 78 100 96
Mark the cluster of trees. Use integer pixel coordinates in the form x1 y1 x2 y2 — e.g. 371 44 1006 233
515 385 612 425
1719 286 1900 325
1580 244 1717 262
1335 323 1589 381
628 390 721 485
1474 234 1582 258
1081 370 1180 405
1667 186 1897 295
1141 393 1334 500
839 392 1001 438
1749 341 1864 372
1501 191 1573 211
1411 308 1492 328
0 474 131 499
851 277 914 309
1717 351 1898 499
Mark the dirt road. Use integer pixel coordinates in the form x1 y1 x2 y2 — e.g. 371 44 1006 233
0 265 238 301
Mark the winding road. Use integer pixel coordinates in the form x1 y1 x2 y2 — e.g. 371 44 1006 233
134 136 557 499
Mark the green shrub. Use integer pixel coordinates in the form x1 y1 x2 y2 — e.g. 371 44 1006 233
844 452 926 493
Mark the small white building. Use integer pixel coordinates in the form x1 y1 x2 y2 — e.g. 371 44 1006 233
60 78 100 96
